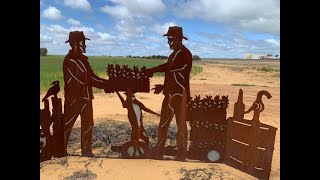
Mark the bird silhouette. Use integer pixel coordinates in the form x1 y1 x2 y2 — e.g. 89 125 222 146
42 81 60 102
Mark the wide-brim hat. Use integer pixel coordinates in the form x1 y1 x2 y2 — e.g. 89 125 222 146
65 31 90 43
163 26 188 40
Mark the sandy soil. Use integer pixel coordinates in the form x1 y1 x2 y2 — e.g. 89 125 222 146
40 59 280 180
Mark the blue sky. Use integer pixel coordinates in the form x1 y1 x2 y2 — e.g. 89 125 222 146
40 0 280 58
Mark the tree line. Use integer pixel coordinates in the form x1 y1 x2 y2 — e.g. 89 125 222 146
126 55 201 61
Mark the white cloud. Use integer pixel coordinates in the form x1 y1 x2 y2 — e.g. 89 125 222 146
42 6 64 20
145 36 163 44
64 0 91 11
194 32 280 58
115 19 145 38
174 0 279 35
101 0 165 18
40 24 118 55
97 32 116 41
101 5 130 18
265 39 280 47
40 34 53 44
151 22 177 35
67 18 81 26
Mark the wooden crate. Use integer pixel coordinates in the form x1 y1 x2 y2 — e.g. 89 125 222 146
107 64 150 92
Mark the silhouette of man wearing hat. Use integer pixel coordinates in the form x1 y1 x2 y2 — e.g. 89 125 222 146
62 31 112 157
146 26 192 161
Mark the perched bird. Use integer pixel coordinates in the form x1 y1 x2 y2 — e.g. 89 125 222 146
42 81 60 102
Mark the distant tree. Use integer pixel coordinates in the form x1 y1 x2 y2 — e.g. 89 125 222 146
192 55 201 61
40 48 48 56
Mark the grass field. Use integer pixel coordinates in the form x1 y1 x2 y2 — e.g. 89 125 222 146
40 55 203 93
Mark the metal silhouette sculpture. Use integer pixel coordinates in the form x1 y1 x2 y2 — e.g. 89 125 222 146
225 89 277 180
39 29 278 180
42 81 60 102
186 95 229 162
111 89 160 158
146 26 192 161
40 84 64 162
62 31 112 158
107 64 150 92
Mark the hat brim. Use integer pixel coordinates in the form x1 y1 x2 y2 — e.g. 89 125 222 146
65 37 91 43
163 34 188 40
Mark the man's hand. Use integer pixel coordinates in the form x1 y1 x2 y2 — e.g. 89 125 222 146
145 68 154 77
151 84 164 94
103 80 114 93
103 86 114 93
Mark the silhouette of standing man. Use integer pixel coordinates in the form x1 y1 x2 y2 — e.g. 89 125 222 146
63 31 112 157
146 26 192 161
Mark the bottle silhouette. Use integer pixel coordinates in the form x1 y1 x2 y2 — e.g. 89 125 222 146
233 89 245 120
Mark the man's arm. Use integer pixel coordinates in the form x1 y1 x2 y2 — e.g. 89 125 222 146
145 63 167 77
85 63 106 89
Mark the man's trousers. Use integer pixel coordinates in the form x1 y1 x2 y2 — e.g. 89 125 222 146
63 97 94 155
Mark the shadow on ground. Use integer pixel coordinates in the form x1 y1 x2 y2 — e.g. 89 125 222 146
67 119 178 157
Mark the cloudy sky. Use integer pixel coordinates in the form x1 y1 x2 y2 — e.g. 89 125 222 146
40 0 280 58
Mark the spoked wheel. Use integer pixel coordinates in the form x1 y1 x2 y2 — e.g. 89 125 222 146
120 141 149 159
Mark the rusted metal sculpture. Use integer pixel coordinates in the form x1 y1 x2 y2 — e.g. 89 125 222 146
40 99 52 162
225 89 277 180
162 94 229 162
111 89 160 158
146 26 192 161
107 64 150 92
39 29 278 180
63 31 112 158
187 95 229 162
40 81 64 162
42 81 60 102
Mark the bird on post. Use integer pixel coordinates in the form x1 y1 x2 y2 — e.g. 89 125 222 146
42 81 60 102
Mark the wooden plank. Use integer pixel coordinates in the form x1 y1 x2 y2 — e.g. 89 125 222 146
227 118 252 144
225 138 250 163
224 154 248 173
51 97 65 158
255 126 277 150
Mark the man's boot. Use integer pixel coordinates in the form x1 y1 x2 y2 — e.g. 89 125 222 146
150 146 163 160
81 151 96 158
174 151 187 162
81 146 96 158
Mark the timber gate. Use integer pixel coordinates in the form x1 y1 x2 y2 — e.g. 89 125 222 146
225 89 277 180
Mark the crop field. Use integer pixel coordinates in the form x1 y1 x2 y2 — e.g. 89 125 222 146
40 55 203 93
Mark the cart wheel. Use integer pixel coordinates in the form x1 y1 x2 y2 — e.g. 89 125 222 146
206 149 221 162
120 141 149 159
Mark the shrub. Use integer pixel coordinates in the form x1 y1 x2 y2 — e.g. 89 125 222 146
40 48 48 56
192 55 201 61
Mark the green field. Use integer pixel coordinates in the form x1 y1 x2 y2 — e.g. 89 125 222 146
40 55 203 93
